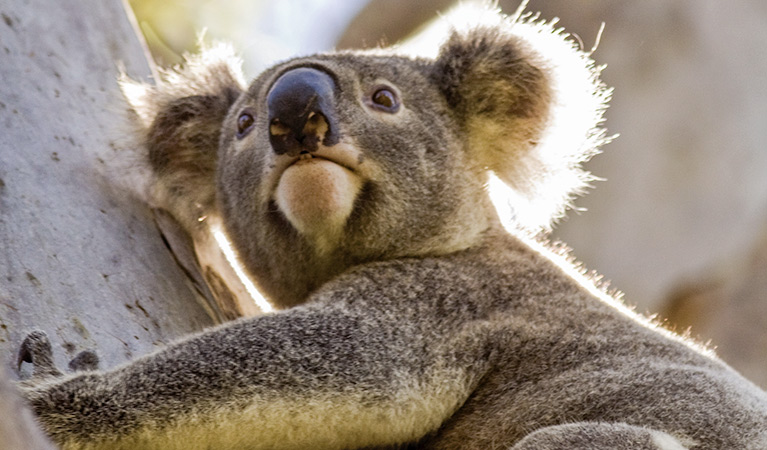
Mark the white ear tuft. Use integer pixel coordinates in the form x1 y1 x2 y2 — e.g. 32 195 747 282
119 73 155 128
502 15 612 232
120 42 246 130
430 4 612 233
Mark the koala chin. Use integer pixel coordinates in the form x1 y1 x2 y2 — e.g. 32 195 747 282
273 144 365 254
17 4 767 450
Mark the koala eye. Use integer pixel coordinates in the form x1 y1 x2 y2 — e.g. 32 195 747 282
236 110 256 138
370 88 400 113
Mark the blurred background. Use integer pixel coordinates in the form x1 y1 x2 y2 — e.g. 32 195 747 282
127 0 767 387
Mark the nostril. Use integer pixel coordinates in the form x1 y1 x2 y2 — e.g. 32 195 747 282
269 119 291 137
301 112 329 147
306 112 323 125
269 129 304 157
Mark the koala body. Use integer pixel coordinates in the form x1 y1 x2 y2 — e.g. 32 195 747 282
19 6 767 450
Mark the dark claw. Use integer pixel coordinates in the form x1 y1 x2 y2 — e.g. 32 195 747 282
18 330 62 379
68 350 100 372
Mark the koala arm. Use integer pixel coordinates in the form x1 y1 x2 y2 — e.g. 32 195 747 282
22 262 485 450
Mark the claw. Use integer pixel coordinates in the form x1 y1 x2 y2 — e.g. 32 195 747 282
68 350 100 372
18 330 63 379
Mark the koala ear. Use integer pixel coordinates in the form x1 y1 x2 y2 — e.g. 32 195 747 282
431 7 611 232
120 43 245 228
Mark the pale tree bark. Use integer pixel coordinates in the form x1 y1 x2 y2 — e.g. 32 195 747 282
0 1 219 444
0 366 56 450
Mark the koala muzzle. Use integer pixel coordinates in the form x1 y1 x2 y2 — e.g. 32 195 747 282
267 67 340 157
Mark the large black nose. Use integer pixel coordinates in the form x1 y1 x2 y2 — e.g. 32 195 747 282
267 67 339 156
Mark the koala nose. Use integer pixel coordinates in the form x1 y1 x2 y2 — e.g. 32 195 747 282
267 67 340 157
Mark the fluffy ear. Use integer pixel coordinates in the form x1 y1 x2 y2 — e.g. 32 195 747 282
120 43 245 230
120 46 266 319
431 6 611 232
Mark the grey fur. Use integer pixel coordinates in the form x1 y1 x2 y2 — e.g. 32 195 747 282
19 6 767 450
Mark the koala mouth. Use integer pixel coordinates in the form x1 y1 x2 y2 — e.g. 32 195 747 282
271 143 369 254
295 151 329 165
265 143 368 201
289 148 356 171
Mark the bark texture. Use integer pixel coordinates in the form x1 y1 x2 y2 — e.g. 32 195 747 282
0 0 215 381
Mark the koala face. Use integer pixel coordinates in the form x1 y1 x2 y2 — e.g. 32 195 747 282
217 54 492 306
127 16 609 309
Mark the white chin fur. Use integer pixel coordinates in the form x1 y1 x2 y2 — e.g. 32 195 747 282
274 159 362 253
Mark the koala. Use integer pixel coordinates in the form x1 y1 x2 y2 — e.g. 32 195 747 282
17 5 767 450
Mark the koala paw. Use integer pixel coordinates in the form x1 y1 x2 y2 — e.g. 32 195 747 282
18 331 100 381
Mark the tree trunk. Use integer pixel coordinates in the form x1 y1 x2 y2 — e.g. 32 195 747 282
0 0 216 382
0 366 56 450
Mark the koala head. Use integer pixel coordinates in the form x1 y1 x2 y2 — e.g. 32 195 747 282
124 8 609 308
